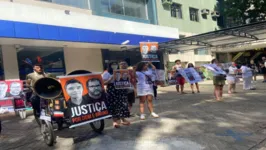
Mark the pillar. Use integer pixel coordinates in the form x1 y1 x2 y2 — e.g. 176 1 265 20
1 45 20 79
63 47 103 74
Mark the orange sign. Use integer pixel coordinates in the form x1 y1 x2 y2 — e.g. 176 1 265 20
58 73 111 128
113 69 132 89
140 42 159 62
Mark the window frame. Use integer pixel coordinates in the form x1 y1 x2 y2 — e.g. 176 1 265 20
189 7 199 22
171 3 182 19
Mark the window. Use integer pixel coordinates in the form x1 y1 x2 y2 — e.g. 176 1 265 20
17 47 65 80
194 48 209 55
100 0 148 19
171 3 182 19
189 7 199 22
41 0 91 10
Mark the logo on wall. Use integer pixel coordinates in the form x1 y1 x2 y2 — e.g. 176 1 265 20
140 42 160 62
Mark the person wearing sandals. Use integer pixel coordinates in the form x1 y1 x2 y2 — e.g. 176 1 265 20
136 62 159 120
211 59 226 101
187 63 200 94
227 62 238 94
102 61 130 128
240 62 255 90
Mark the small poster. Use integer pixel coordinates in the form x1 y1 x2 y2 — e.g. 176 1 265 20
179 68 203 84
203 64 226 75
168 71 178 85
0 80 25 111
58 73 111 128
113 69 132 89
140 42 160 62
155 69 166 86
0 97 15 114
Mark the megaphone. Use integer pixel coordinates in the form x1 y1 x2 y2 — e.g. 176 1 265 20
33 77 62 99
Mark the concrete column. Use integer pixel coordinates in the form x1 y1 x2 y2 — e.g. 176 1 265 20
1 45 20 79
63 47 103 74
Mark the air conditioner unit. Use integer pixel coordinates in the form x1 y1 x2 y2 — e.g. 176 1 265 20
201 9 210 15
211 11 220 18
162 0 173 6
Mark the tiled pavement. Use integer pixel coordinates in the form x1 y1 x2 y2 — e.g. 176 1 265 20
1 79 266 150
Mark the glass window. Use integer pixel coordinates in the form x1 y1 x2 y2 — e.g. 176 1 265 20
17 47 66 80
194 48 208 55
189 7 199 22
41 0 91 10
100 0 148 19
171 3 182 19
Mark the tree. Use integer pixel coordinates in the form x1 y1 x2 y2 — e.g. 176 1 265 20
220 0 266 27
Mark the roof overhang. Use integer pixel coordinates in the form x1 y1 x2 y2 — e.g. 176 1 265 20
158 21 266 53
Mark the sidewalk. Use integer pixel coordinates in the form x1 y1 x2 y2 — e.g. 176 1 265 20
1 79 266 150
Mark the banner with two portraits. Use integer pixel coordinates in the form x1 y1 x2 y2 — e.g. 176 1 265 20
178 68 203 84
140 42 160 62
0 80 25 114
58 73 111 128
113 69 132 89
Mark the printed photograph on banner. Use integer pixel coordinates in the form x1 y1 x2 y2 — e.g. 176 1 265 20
203 64 226 75
128 69 136 87
140 42 159 62
155 69 166 85
179 68 203 84
0 97 15 114
113 70 132 89
58 74 111 128
168 71 178 85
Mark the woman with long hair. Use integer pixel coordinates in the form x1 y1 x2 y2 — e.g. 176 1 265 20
187 63 200 93
211 59 226 101
102 61 130 128
226 62 238 94
135 62 159 120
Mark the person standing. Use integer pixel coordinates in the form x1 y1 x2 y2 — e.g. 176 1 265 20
118 61 135 116
262 57 266 82
250 60 258 81
26 64 53 117
240 63 255 90
136 62 159 120
102 62 130 128
187 63 200 94
211 59 226 101
226 62 238 94
172 60 186 94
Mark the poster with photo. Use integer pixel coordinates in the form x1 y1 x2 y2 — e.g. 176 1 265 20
140 42 160 62
179 68 203 84
0 80 25 110
0 97 15 114
202 64 226 75
155 69 166 86
113 70 132 89
58 73 111 128
168 71 178 85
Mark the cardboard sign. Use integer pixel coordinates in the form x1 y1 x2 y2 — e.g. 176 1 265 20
58 73 111 128
113 70 132 89
140 42 159 62
168 71 178 85
0 97 15 114
179 68 203 84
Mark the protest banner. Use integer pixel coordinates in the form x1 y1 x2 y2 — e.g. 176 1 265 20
0 80 25 111
140 42 159 62
0 97 15 115
113 69 132 89
179 68 203 84
128 69 136 87
168 71 178 85
58 73 111 128
155 69 166 86
202 64 226 75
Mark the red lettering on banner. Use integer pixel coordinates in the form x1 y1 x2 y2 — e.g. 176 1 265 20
81 114 92 121
95 110 109 117
72 117 81 123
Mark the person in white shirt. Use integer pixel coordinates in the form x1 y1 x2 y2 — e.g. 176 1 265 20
136 62 159 120
240 63 255 90
172 60 186 94
226 62 238 94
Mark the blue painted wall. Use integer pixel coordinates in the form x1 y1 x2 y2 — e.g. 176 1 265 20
90 0 158 25
0 19 173 45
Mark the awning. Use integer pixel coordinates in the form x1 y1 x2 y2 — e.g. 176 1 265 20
158 21 266 53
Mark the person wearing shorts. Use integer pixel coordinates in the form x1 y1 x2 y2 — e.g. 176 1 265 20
172 59 186 94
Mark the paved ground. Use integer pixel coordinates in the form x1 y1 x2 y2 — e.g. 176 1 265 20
1 78 266 150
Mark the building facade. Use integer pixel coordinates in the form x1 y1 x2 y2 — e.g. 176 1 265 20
156 0 219 66
0 0 179 80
